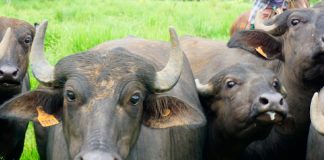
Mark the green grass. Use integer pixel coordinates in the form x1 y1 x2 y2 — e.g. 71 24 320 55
0 0 321 159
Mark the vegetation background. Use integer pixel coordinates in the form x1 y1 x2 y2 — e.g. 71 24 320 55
0 0 321 159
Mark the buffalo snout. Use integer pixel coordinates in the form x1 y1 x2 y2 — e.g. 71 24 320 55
75 151 122 160
0 65 19 80
252 92 288 125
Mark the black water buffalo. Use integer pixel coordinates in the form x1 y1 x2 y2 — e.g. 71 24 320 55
0 21 206 160
227 7 324 160
306 88 324 160
0 17 35 159
180 37 288 160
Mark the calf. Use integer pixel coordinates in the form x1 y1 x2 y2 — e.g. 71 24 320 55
0 17 35 159
181 37 288 159
199 64 288 160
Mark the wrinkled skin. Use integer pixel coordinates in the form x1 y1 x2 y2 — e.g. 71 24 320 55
180 37 288 160
226 8 324 160
0 32 206 159
0 17 35 159
229 0 309 36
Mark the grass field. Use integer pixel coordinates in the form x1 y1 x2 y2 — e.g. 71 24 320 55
0 0 320 159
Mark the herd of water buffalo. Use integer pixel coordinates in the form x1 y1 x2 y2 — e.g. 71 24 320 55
2 1 324 160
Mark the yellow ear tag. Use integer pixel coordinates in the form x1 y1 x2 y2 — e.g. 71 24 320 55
37 106 59 127
162 108 171 117
255 46 268 58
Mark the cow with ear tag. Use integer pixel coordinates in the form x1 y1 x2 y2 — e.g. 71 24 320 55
181 7 324 160
0 17 35 159
181 6 324 160
227 7 324 160
0 21 206 160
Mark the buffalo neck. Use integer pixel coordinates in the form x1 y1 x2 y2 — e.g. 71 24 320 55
204 118 250 160
278 63 314 134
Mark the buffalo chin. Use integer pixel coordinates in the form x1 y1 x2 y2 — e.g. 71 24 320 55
239 122 273 141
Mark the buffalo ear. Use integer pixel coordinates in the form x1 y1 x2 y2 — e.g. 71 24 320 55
0 88 63 123
143 96 205 128
228 30 283 60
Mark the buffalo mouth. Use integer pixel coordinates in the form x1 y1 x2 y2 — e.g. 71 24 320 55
254 111 285 125
0 80 21 88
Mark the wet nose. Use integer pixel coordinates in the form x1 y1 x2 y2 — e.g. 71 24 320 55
75 151 122 160
0 65 19 81
321 34 324 42
257 92 286 113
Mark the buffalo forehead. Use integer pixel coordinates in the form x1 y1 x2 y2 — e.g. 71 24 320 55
57 49 154 94
0 17 34 39
224 64 274 79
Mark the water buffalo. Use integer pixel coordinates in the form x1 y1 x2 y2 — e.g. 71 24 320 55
306 88 324 160
227 7 324 160
0 17 35 159
180 37 288 160
0 21 206 160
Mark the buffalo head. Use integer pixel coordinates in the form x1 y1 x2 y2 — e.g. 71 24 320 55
197 64 288 140
229 8 324 89
0 17 35 92
0 21 205 160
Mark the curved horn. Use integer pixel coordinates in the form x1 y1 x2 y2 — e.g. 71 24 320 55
254 10 291 35
254 10 278 33
0 28 13 59
153 28 184 92
195 79 213 95
30 20 55 85
310 91 324 135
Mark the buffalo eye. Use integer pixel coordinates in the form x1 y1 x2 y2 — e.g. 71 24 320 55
226 80 237 89
291 19 300 26
129 93 141 105
272 79 280 90
66 90 76 102
24 35 32 44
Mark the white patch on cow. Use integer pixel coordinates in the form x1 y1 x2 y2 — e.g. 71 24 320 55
266 111 276 121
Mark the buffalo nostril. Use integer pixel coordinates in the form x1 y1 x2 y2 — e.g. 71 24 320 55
12 69 18 77
322 35 324 42
0 70 3 76
279 98 284 105
259 97 269 105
